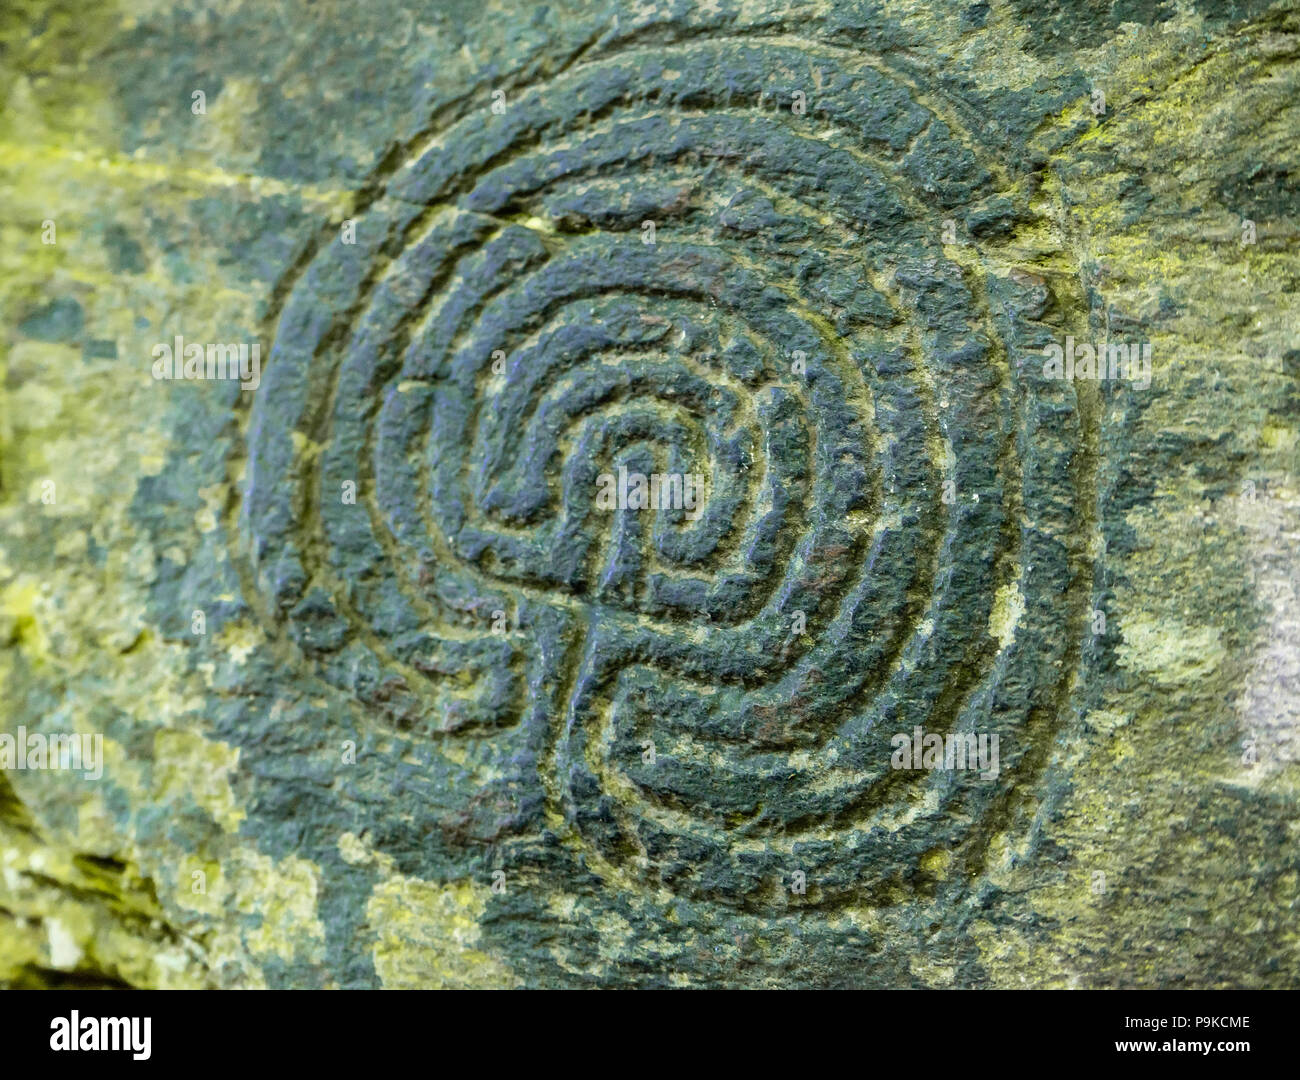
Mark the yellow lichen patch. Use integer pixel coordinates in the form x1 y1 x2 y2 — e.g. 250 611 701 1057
337 831 372 867
290 430 324 458
919 847 952 880
215 617 265 666
368 875 518 989
173 854 225 917
1116 617 1226 686
194 483 227 534
0 577 50 664
1084 709 1130 734
336 830 395 872
988 580 1025 649
908 955 957 986
152 729 244 833
1260 424 1297 453
546 892 578 921
235 851 326 965
170 846 326 969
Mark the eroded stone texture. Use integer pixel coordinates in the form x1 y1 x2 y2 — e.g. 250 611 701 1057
1 0 1297 988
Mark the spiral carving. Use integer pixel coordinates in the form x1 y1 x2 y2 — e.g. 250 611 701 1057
237 34 1093 907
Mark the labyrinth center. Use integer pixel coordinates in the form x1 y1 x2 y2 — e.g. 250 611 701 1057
240 38 1092 904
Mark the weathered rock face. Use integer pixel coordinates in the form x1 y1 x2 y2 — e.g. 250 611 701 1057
0 0 1296 989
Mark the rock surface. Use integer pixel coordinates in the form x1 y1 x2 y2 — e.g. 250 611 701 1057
0 0 1297 988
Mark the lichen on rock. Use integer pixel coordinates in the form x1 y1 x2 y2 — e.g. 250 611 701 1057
1 0 1297 989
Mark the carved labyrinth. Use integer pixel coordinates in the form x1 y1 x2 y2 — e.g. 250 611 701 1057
236 35 1094 906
